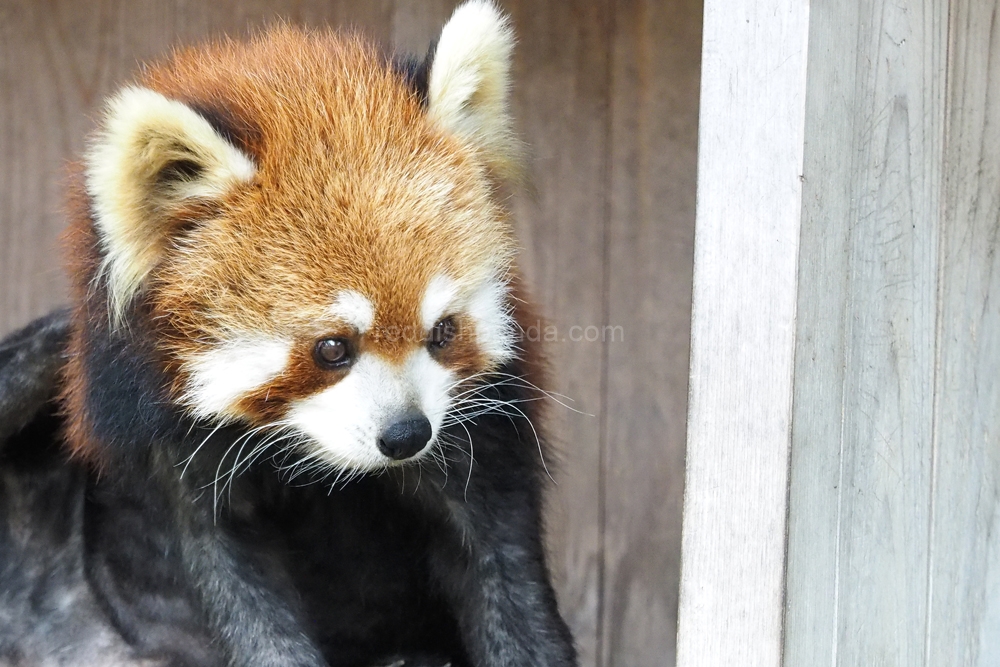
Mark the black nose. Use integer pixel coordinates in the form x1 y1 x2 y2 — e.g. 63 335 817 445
377 415 432 461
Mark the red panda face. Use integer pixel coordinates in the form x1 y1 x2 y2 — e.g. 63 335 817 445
80 2 524 470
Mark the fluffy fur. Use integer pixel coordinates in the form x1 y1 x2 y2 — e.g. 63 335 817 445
0 311 70 444
66 14 521 462
427 0 522 181
0 311 159 666
87 87 257 327
0 2 576 666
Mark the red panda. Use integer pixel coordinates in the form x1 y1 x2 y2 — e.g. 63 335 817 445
0 2 577 666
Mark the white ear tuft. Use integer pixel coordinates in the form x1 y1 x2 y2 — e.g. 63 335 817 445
427 0 521 179
85 86 255 326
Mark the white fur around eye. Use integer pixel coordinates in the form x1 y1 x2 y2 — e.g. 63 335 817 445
421 274 460 330
468 277 516 363
421 272 516 364
183 337 291 420
329 290 375 333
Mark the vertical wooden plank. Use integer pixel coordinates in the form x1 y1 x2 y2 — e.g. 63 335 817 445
783 1 948 665
0 0 77 335
603 0 700 665
927 1 1000 664
676 0 808 664
503 2 610 664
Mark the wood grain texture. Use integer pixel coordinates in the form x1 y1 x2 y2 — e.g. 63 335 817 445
927 0 1000 663
783 1 948 664
504 1 612 662
676 0 808 665
0 2 699 665
603 0 699 664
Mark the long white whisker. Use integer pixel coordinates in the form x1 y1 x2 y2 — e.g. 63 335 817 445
178 422 224 480
500 400 553 483
211 439 241 520
451 371 592 417
454 420 475 502
218 421 297 499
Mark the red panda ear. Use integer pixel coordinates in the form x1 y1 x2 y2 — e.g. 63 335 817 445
427 0 522 181
85 86 255 326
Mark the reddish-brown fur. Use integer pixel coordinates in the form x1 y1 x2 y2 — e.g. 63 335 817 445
61 173 105 462
60 26 526 458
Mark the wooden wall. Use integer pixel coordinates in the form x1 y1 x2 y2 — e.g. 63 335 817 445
676 0 807 663
784 0 1000 664
0 1 701 665
680 0 1000 664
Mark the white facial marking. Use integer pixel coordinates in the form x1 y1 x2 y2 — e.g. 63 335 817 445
329 290 375 333
407 348 455 432
422 272 516 364
184 337 291 419
468 277 516 363
288 350 455 471
421 274 460 331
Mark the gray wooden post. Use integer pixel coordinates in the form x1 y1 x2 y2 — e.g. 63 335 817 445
679 0 1000 665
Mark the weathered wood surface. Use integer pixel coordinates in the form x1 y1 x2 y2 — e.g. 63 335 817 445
0 1 700 665
781 0 1000 664
783 1 946 664
927 2 1000 662
675 0 808 665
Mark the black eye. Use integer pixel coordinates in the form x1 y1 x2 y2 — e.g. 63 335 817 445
314 338 351 368
428 317 457 350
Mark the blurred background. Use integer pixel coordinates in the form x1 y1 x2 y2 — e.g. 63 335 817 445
0 1 701 665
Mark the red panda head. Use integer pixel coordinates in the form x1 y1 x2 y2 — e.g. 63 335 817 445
73 1 529 471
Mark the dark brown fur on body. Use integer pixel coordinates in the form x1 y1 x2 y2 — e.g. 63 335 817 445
1 4 576 667
0 311 168 667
